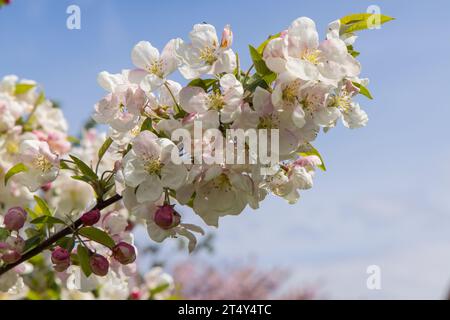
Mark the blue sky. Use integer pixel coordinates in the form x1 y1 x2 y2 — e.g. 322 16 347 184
2 0 450 299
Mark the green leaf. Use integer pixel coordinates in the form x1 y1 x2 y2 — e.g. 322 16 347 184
78 227 115 249
256 33 281 54
30 215 65 225
187 78 217 91
249 45 271 75
69 155 98 182
77 245 92 277
35 92 46 106
25 208 39 220
0 227 9 241
140 118 153 132
352 82 373 100
14 83 36 95
98 137 113 164
340 13 394 33
56 237 75 252
59 160 70 170
33 195 52 216
347 45 360 58
4 163 28 185
299 143 327 171
67 136 80 144
150 283 170 297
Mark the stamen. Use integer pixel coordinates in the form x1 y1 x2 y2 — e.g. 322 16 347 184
199 46 218 65
34 155 52 172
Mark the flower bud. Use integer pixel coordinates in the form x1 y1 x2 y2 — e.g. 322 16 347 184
112 242 136 265
51 247 70 264
1 249 21 264
81 209 101 226
129 289 142 300
220 24 233 49
4 207 27 231
51 247 71 272
154 205 180 230
89 253 109 276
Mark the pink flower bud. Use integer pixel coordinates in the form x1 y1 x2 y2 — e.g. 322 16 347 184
51 247 71 272
80 209 101 226
220 24 233 49
112 242 136 265
154 205 180 230
4 207 27 231
129 289 142 300
89 253 109 276
1 249 21 264
51 247 70 264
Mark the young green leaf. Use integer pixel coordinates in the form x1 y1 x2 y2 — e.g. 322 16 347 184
0 227 9 241
33 195 52 216
340 13 394 33
98 137 113 164
35 91 46 106
299 143 327 171
352 82 373 100
69 155 98 182
14 83 36 95
77 245 92 277
187 78 217 91
4 163 28 185
78 226 115 249
30 215 65 225
140 117 153 132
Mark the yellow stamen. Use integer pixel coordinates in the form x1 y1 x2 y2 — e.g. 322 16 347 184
199 46 218 65
34 155 52 172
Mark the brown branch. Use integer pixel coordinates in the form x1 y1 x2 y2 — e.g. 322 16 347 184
0 193 123 277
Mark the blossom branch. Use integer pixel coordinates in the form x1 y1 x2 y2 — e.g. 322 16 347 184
0 193 123 277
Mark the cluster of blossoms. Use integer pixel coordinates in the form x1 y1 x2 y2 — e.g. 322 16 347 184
0 13 392 297
94 16 373 244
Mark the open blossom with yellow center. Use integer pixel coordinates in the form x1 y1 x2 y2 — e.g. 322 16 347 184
148 60 165 78
199 46 218 65
143 157 163 175
301 49 321 65
208 92 225 110
282 80 302 105
330 89 353 113
33 154 53 173
122 131 187 204
15 140 59 192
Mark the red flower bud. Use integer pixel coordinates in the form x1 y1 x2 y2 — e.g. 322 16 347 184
81 209 101 226
89 253 109 276
154 205 180 230
1 249 21 264
129 290 142 300
4 207 27 231
51 247 71 272
112 242 136 265
51 247 70 264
